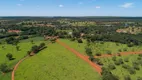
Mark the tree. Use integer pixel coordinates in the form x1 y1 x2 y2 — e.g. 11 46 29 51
16 46 20 51
6 53 13 60
108 64 116 70
112 56 117 61
39 43 45 48
106 50 111 55
128 68 136 74
77 38 83 43
101 67 119 80
96 52 101 56
50 38 56 43
85 47 92 56
31 45 39 53
124 75 131 80
31 40 34 44
137 77 142 80
124 58 129 62
0 63 11 73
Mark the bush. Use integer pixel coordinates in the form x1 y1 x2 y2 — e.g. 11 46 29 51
106 50 111 55
6 53 13 60
128 68 136 74
122 64 130 69
137 77 142 80
139 54 142 57
108 64 116 70
137 57 141 60
112 56 117 61
96 52 101 56
70 38 75 41
114 61 121 65
77 38 83 43
102 69 119 80
0 63 12 73
118 58 124 64
85 47 92 56
123 48 127 51
89 56 95 62
124 75 131 80
117 53 121 56
124 58 129 62
133 65 140 70
118 49 122 52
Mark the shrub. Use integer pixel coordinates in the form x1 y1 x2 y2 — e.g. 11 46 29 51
123 48 127 51
89 56 95 62
85 47 92 56
128 68 136 74
118 58 124 64
108 64 116 70
114 61 121 65
137 77 142 80
122 64 130 69
137 57 141 60
117 53 121 56
112 56 117 61
118 49 122 52
124 75 131 80
77 38 83 43
124 58 129 62
133 65 140 70
0 63 12 73
70 38 75 41
96 52 101 56
139 54 142 57
6 53 13 60
106 50 111 55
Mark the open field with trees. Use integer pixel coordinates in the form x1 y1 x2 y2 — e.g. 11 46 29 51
0 17 142 80
0 37 46 80
60 39 142 56
99 54 142 80
15 43 101 80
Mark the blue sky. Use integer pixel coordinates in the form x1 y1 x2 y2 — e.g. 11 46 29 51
0 0 142 16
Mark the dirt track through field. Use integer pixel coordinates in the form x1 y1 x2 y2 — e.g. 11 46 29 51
11 56 29 80
94 51 142 58
56 39 102 75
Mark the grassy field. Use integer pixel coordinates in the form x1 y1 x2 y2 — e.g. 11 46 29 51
99 54 142 80
15 43 101 80
0 37 45 80
60 39 142 55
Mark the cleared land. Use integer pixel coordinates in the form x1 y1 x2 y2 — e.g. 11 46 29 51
0 37 45 80
15 43 101 80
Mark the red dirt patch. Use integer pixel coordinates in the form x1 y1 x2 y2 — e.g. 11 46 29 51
56 39 102 75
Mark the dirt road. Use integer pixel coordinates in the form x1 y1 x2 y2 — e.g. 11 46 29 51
56 39 102 75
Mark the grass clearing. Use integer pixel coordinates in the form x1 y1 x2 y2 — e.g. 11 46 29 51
0 37 46 80
15 43 101 80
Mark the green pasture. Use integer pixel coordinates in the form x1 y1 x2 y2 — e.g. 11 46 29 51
99 54 142 80
15 43 101 80
0 37 45 80
60 39 142 55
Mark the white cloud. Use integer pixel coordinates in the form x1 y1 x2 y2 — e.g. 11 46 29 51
17 4 23 6
120 3 134 8
59 5 64 8
95 6 101 9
